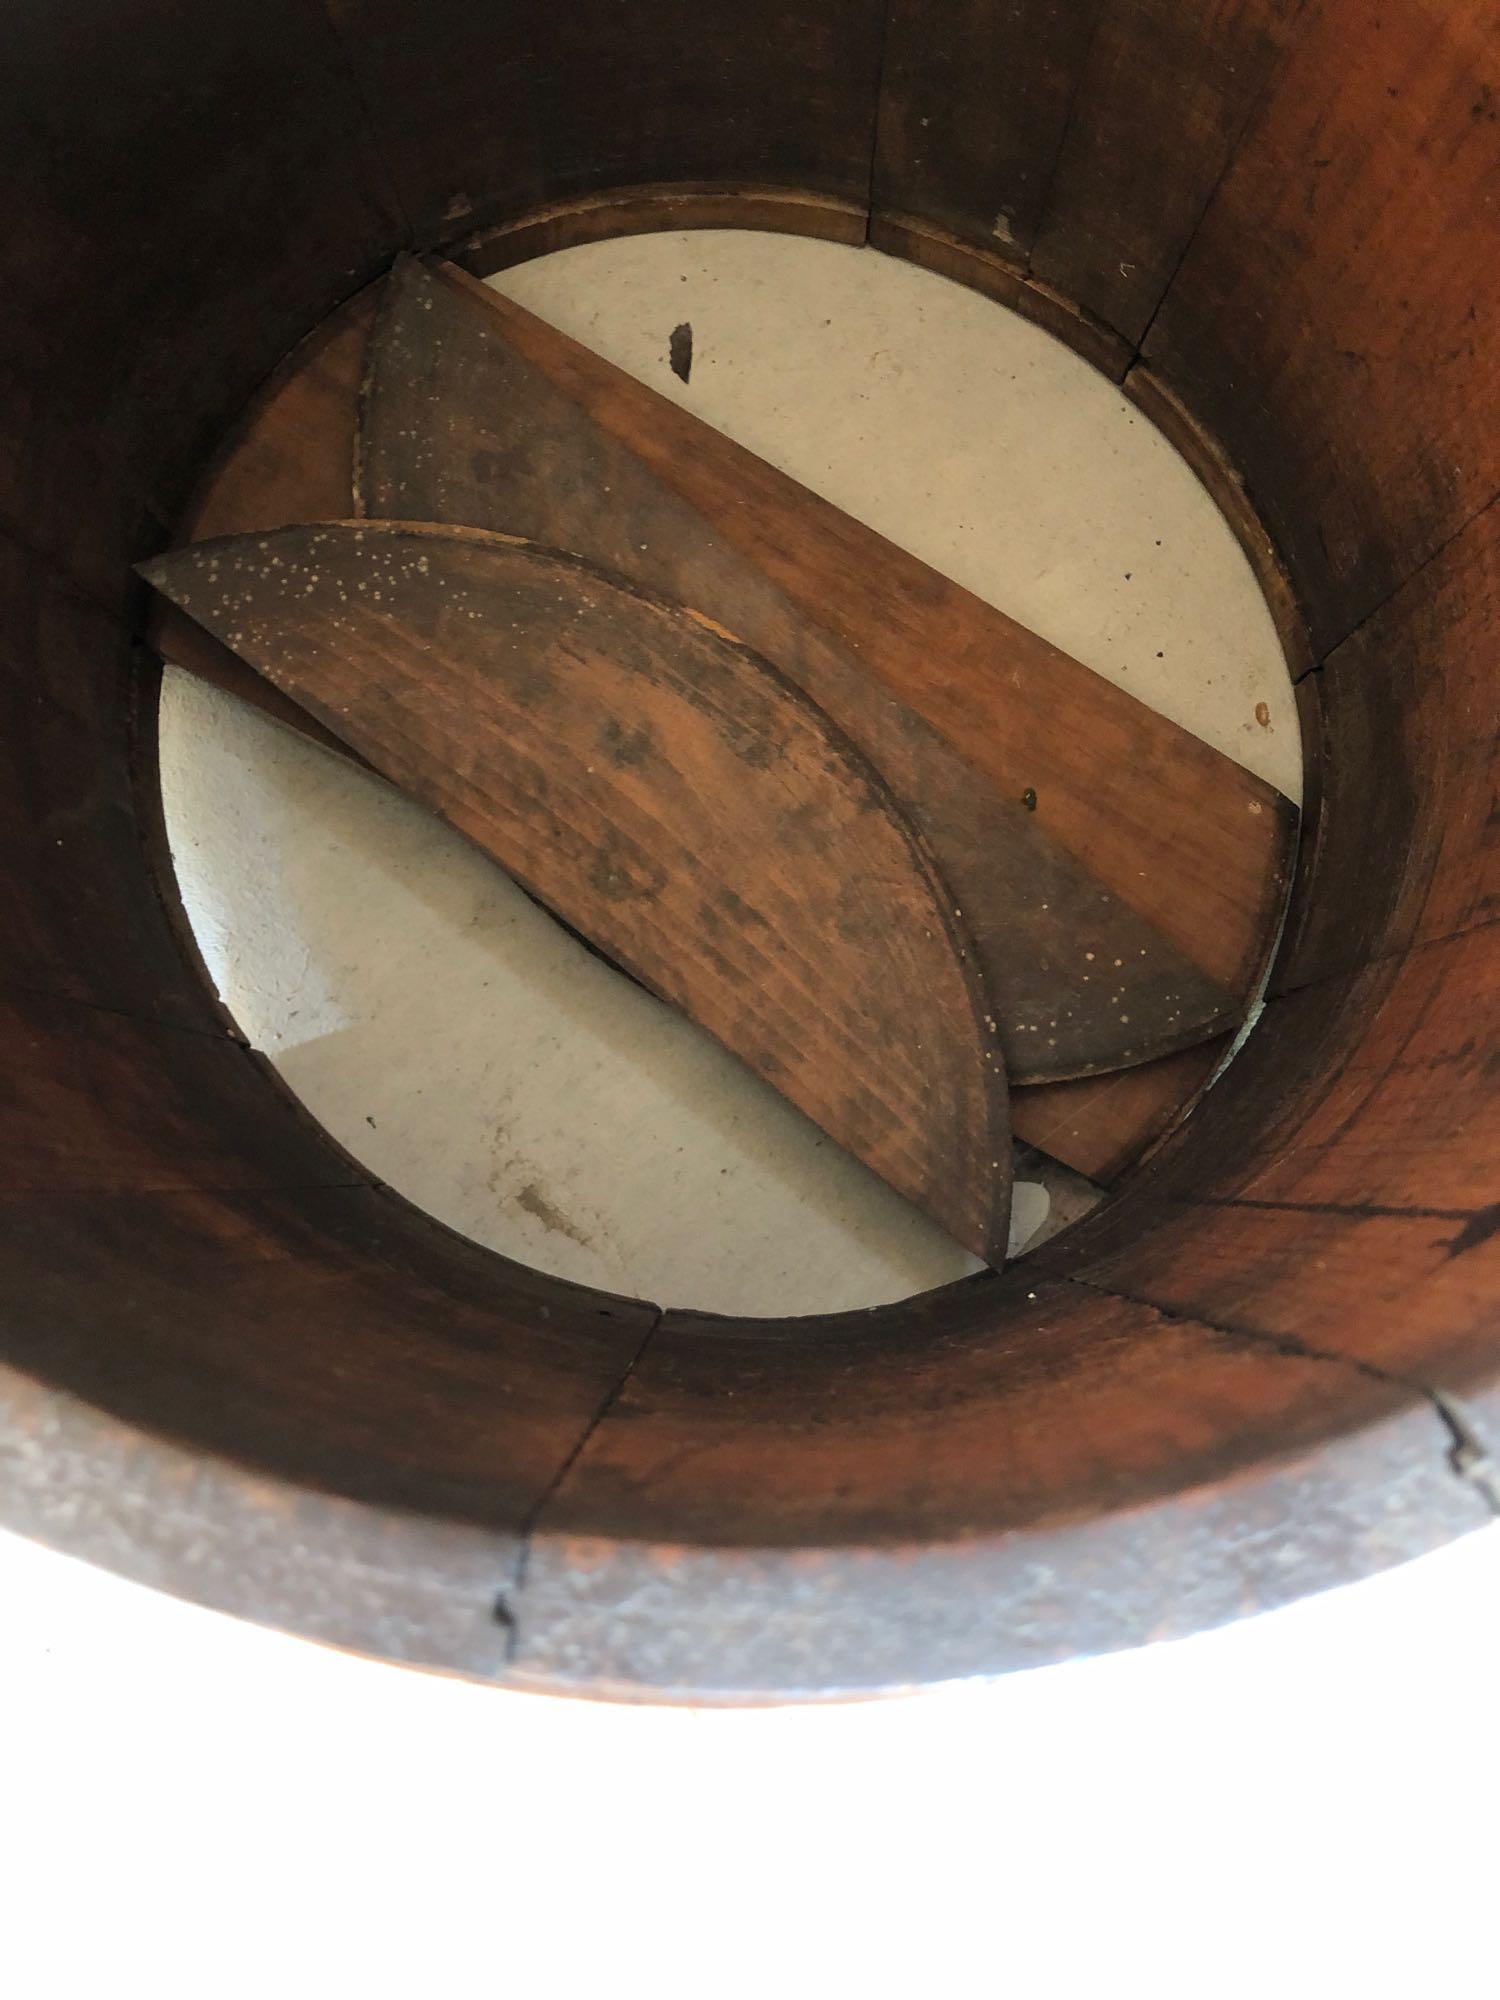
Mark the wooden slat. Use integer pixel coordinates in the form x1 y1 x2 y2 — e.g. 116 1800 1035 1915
1275 497 1499 993
358 255 1277 1079
1143 0 1500 653
403 260 1294 992
1028 0 1307 345
872 0 1103 262
146 291 378 756
326 0 888 247
1011 1036 1226 1184
142 523 1013 1261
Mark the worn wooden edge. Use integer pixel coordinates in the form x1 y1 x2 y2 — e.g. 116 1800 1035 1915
1123 362 1317 683
868 211 1136 382
143 519 1015 1261
507 1415 1485 1701
2 1329 1484 1703
144 187 1315 1193
1012 1036 1229 1186
453 183 870 277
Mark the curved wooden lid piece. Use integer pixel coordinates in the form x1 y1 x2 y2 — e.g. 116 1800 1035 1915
358 254 1294 1080
142 523 1013 1262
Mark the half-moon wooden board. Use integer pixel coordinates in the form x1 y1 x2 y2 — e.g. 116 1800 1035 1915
357 254 1265 1082
142 522 1013 1262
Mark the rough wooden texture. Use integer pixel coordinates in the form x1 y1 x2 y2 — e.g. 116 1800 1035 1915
0 1179 655 1525
1011 1036 1227 1183
325 0 887 246
144 270 1248 1184
145 265 1245 1179
1028 0 1308 345
143 523 1013 1259
873 0 1103 261
866 214 1133 380
1142 0 1500 654
457 184 869 276
1275 499 1499 993
0 536 228 1028
0 1 401 533
421 264 1294 994
360 257 1286 1060
2 0 1495 1700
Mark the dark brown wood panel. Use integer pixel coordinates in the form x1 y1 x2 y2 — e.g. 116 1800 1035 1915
1144 0 1500 653
0 537 225 1027
325 0 887 247
358 256 1250 1084
1029 0 1308 345
427 269 1295 997
0 354 166 619
0 1181 655 1524
1012 1037 1227 1182
0 989 348 1196
144 523 1013 1260
874 0 1104 260
530 1269 1421 1548
1038 921 1500 1389
1276 498 1499 992
0 0 402 530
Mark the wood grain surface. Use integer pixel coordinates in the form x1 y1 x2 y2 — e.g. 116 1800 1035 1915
1142 0 1500 654
144 246 1284 1181
142 522 1013 1260
358 255 1270 1074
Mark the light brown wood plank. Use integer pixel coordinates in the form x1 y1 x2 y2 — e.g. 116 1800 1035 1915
358 253 1258 1083
141 522 1013 1261
1011 1036 1227 1183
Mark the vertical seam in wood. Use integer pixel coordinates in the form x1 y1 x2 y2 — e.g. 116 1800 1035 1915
1126 0 1316 365
1307 487 1500 671
315 0 417 248
864 0 899 240
1059 1273 1500 1517
1023 0 1110 271
493 1305 665 1662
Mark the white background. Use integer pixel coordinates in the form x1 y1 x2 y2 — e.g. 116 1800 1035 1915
4 1519 1496 1999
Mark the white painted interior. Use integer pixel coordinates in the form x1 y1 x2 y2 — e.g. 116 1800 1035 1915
157 230 1298 1315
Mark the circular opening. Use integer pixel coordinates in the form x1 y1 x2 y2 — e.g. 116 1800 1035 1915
155 228 1301 1318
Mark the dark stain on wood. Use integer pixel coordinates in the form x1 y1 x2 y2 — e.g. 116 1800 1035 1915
357 255 1284 1079
142 522 1013 1261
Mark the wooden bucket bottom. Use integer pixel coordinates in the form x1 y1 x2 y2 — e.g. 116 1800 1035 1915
1 0 1493 1699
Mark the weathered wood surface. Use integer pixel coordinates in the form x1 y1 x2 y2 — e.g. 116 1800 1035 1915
1142 0 1500 654
325 0 888 247
142 522 1013 1260
146 292 380 758
1011 1035 1226 1183
1276 499 1498 995
145 254 1282 1179
873 0 1101 264
359 255 1285 1063
1027 0 1307 346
